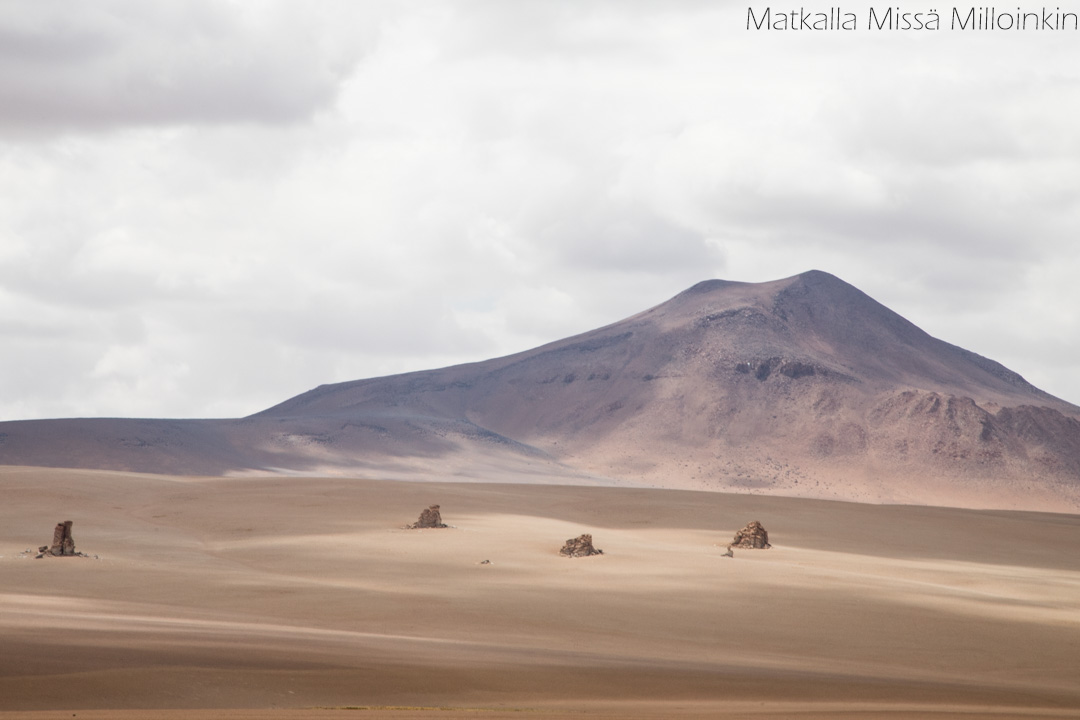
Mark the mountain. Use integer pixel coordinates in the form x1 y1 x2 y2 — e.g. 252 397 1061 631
3 270 1079 511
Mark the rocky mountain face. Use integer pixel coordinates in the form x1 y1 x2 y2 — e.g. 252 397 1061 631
2 271 1078 511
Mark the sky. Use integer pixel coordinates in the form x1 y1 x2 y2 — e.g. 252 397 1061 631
1 0 1079 421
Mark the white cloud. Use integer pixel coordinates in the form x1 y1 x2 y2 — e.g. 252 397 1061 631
1 0 1078 420
0 0 375 135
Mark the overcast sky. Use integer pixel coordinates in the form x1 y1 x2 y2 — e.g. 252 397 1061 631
2 0 1079 421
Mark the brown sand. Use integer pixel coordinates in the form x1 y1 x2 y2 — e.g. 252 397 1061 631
2 465 1080 719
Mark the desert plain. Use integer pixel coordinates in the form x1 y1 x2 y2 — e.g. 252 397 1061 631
2 464 1080 720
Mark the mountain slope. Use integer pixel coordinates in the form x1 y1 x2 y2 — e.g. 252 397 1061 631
2 270 1078 511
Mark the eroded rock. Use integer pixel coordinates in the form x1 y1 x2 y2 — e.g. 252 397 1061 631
560 533 603 557
409 505 448 529
37 520 81 558
731 520 771 549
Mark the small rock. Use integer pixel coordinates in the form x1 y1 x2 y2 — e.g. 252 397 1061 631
731 520 771 549
560 533 603 558
409 505 448 529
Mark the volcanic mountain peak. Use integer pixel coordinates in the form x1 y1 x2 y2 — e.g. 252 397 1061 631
587 269 913 357
628 269 1044 402
260 269 1049 421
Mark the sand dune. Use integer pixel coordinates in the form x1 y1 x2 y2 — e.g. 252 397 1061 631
2 465 1079 718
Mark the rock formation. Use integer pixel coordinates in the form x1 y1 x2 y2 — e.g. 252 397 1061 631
409 505 448 529
560 533 603 557
37 520 78 557
731 520 771 549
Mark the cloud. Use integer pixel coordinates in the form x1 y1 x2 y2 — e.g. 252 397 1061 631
0 0 373 136
0 1 1078 420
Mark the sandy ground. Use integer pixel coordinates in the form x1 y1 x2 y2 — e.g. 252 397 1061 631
2 465 1080 719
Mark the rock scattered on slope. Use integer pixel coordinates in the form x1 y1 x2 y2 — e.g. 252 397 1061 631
560 533 603 557
731 520 771 549
409 505 448 529
36 520 89 558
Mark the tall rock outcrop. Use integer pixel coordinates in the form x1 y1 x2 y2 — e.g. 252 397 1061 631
39 520 77 557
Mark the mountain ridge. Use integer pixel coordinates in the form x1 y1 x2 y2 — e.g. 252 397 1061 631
2 270 1078 511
